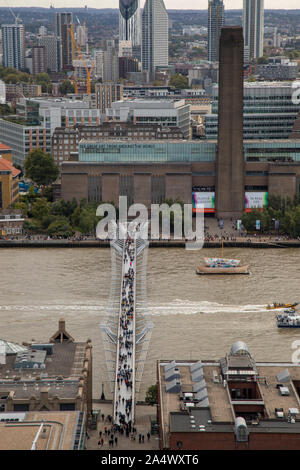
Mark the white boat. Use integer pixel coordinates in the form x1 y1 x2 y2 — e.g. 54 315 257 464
204 257 241 268
277 310 300 328
197 242 248 275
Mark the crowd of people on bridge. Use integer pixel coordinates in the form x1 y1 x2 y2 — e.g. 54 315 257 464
115 236 136 426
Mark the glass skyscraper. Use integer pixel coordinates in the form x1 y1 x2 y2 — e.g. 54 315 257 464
243 0 264 61
207 0 225 62
141 0 168 76
54 12 74 70
119 0 141 46
2 23 25 70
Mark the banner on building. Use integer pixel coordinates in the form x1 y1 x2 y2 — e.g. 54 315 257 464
192 192 215 213
245 192 268 212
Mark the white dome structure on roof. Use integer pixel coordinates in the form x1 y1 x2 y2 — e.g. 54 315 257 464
230 341 251 357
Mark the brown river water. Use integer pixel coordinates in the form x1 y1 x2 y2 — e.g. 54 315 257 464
0 247 300 400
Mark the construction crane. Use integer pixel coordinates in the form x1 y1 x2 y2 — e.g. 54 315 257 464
69 26 95 95
4 0 22 24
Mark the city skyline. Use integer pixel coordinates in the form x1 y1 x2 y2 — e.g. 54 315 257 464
2 0 300 10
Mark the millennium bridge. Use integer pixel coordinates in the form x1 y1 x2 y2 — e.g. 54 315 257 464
100 223 153 425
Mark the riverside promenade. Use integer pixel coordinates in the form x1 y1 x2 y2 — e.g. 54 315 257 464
1 213 300 247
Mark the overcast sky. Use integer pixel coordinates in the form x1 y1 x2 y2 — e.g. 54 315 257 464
3 0 300 10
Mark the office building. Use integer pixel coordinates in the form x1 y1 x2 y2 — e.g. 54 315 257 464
54 12 74 70
119 56 139 79
158 342 300 450
256 57 299 81
243 0 264 61
5 83 42 105
119 40 133 58
207 0 225 62
0 80 5 104
215 26 245 219
2 23 25 70
38 25 47 36
38 35 61 72
205 81 300 140
0 118 51 167
0 144 20 210
106 99 190 139
102 40 119 83
142 0 168 76
17 97 101 132
51 121 184 166
95 83 124 114
32 46 47 75
94 50 104 80
119 0 141 46
0 209 24 237
76 24 88 48
0 319 92 424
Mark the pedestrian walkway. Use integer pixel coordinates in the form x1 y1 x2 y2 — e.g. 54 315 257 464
113 235 136 430
86 403 159 451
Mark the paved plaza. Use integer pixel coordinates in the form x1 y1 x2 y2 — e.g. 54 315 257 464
86 402 159 451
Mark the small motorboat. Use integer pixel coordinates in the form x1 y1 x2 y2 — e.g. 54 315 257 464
266 302 298 310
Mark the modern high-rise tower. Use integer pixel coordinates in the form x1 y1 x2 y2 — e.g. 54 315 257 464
2 23 25 70
141 0 168 76
119 0 141 47
207 0 225 62
243 0 264 61
38 35 61 72
54 12 74 70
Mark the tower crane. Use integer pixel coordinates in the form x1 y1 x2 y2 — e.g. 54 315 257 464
69 26 95 95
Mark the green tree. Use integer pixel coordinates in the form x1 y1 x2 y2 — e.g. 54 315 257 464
52 198 78 218
247 74 256 82
78 207 97 234
0 104 13 116
3 73 19 84
59 80 75 95
145 384 158 405
24 149 59 187
169 73 189 89
36 72 52 93
23 219 42 232
257 56 268 64
13 201 28 218
47 217 73 237
31 197 52 221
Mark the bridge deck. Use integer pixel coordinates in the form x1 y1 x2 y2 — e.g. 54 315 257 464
113 236 136 426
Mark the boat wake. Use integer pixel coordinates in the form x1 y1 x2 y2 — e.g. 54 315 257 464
146 300 269 316
0 300 272 317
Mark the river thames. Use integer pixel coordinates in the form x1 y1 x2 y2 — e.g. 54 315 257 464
0 246 300 399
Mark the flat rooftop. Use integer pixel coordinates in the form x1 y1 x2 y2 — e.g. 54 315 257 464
158 360 300 446
0 411 81 450
0 342 88 399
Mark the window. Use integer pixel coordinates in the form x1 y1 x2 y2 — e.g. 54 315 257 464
60 403 75 411
14 404 29 411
